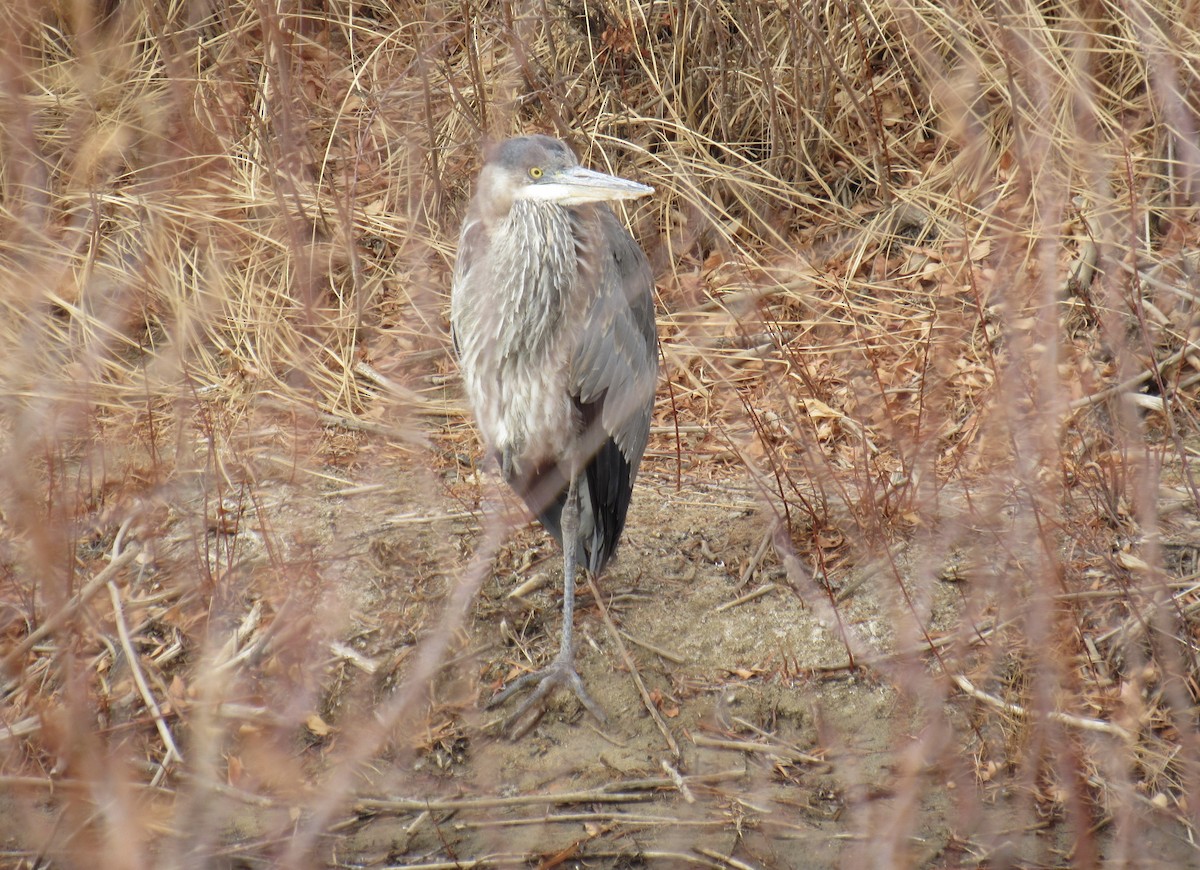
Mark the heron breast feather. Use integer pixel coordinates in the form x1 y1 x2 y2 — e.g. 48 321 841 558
466 357 578 471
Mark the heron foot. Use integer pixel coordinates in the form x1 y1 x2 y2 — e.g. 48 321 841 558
487 654 607 737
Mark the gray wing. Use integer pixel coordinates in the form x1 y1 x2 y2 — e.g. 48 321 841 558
570 206 658 471
449 217 486 358
566 205 657 572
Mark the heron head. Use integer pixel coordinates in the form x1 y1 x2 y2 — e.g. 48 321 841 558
474 135 653 218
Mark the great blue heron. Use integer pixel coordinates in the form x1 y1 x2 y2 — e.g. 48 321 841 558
450 134 657 731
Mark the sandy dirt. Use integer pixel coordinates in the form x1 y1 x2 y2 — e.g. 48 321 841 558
322 462 935 866
181 426 1177 869
4 421 1198 867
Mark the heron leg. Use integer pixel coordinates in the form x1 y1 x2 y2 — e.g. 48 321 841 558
488 472 607 735
556 469 583 662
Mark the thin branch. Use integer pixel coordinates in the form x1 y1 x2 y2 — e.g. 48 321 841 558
952 675 1133 741
585 571 681 759
107 579 184 765
1 537 141 676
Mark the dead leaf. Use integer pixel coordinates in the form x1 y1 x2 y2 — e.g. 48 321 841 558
227 755 244 786
305 713 333 736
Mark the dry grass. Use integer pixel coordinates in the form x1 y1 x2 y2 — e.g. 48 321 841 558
3 0 1200 866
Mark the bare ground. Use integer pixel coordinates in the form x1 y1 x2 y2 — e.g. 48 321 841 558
158 429 1197 868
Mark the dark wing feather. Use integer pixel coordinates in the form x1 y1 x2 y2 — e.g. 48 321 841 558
510 460 569 547
578 400 636 572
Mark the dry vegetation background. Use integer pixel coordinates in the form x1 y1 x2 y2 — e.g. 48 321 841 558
3 0 1200 866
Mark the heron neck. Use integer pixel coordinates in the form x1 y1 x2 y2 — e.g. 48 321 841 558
494 201 580 357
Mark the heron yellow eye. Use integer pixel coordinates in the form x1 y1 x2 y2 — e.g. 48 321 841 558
529 167 543 179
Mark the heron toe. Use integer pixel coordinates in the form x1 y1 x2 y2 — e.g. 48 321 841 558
488 652 607 737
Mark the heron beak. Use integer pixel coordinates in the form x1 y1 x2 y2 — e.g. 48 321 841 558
521 166 655 205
